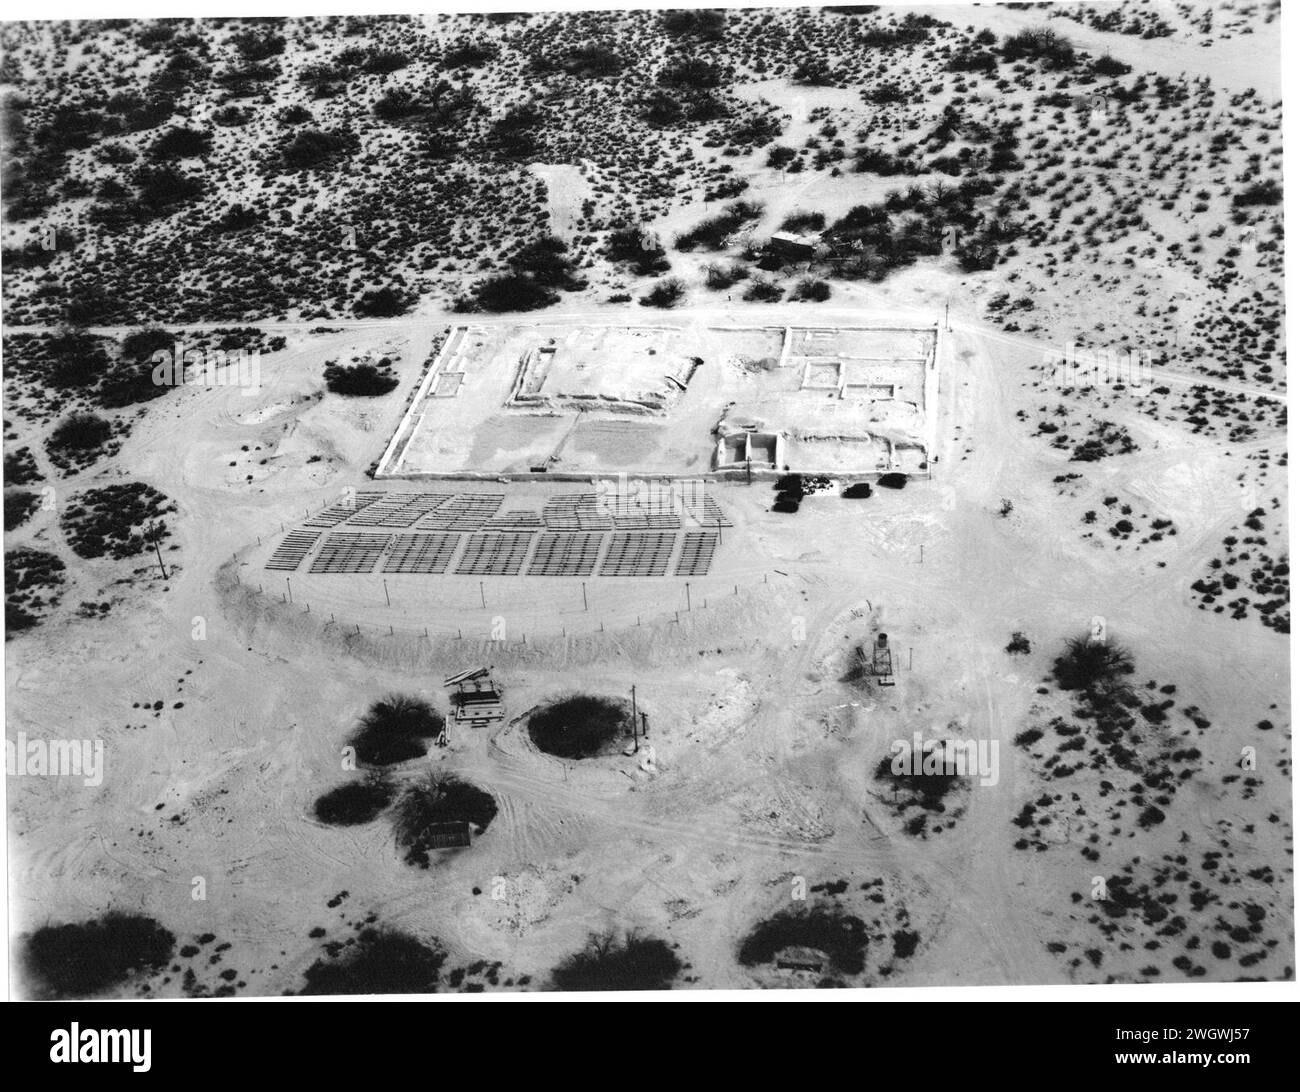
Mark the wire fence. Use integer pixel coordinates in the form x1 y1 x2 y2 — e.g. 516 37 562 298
227 488 798 650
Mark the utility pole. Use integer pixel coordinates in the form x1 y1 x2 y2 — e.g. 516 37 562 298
383 578 390 607
631 685 638 752
145 521 168 581
582 581 588 611
479 581 486 610
285 576 292 604
685 582 691 612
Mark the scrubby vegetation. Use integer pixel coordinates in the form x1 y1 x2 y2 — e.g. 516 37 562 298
313 775 395 826
1051 635 1135 691
5 547 66 632
873 740 970 838
46 412 115 473
738 905 869 975
324 360 399 396
4 489 42 531
21 912 175 998
61 482 175 560
4 445 42 485
551 930 682 991
392 772 497 868
528 694 629 758
348 693 444 767
300 927 446 995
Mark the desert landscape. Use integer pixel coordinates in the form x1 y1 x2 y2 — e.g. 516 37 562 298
1 2 1291 997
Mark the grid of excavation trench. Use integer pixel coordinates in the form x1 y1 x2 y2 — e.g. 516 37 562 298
264 490 728 578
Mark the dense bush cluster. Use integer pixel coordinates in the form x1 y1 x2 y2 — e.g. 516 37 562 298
61 481 175 560
5 546 66 632
21 913 175 999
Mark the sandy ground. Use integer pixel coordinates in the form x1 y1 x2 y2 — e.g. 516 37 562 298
1 4 1289 994
5 278 1290 992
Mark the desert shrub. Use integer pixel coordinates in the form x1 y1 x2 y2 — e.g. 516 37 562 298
738 906 869 975
349 694 444 767
1006 631 1031 654
21 912 175 999
1051 636 1136 691
314 776 395 825
362 49 410 75
1233 180 1282 208
373 88 424 122
48 412 112 455
300 927 445 995
1092 54 1131 77
130 163 205 218
675 200 762 251
281 128 355 171
605 227 670 276
780 210 825 233
471 272 558 312
229 26 285 62
61 482 174 560
540 42 626 79
147 125 212 160
552 930 682 991
4 446 41 486
324 362 399 396
98 326 177 407
853 146 916 175
641 277 686 309
5 547 66 632
4 490 41 531
469 238 583 312
658 57 724 89
703 262 748 290
509 236 586 290
874 750 962 812
119 326 175 362
392 772 498 868
1001 27 1075 68
1014 727 1043 748
443 40 496 67
877 473 908 489
791 277 831 302
662 9 726 39
47 328 111 389
212 105 251 127
528 694 628 759
352 286 412 318
893 930 921 959
766 145 798 169
742 278 783 303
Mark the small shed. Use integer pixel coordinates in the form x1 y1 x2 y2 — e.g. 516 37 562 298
775 946 827 973
768 231 820 261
